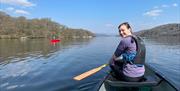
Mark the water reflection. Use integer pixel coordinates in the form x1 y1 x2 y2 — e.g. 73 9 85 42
0 36 179 91
144 36 180 45
0 38 92 63
0 38 94 91
144 36 180 87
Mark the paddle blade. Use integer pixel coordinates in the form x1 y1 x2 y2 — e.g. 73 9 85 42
73 64 107 81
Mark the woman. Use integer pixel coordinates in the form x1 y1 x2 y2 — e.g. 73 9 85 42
109 22 145 82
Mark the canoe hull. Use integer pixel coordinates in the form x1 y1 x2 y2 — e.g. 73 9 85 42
98 64 179 91
51 39 60 42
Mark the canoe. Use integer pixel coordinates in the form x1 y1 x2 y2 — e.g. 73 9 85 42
98 64 179 91
51 39 60 42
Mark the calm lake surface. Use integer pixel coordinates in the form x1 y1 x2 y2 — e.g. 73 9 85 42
0 36 180 91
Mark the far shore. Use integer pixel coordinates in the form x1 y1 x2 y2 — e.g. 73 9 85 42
0 35 94 39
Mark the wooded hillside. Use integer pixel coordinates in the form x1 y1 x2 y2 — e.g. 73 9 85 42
0 11 94 39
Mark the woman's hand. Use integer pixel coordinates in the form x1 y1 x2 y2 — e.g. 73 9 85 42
112 54 123 63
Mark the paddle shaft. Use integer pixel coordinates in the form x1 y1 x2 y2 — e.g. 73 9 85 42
73 64 108 80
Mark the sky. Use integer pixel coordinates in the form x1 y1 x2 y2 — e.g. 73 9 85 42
0 0 179 34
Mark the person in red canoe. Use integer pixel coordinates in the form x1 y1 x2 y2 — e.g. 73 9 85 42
52 32 58 40
51 32 60 42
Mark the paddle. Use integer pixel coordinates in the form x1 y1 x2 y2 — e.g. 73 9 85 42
73 64 108 81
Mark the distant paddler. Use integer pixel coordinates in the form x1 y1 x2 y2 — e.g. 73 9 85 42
51 32 60 43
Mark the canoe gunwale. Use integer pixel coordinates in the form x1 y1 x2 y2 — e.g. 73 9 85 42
98 63 179 91
104 75 162 87
146 64 179 91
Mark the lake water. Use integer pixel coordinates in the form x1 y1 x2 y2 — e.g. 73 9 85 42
0 36 180 91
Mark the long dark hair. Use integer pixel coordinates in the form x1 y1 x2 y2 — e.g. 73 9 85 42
118 22 134 43
118 22 133 33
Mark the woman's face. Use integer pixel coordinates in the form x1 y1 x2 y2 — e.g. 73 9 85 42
119 25 131 37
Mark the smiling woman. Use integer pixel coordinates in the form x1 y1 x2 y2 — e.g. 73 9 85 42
0 1 179 91
109 22 146 82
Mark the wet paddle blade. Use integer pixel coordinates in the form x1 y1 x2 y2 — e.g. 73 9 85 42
73 64 107 81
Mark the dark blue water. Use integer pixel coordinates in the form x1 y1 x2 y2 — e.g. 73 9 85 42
0 37 179 91
145 37 180 89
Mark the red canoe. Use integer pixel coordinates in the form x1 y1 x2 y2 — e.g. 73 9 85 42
51 39 60 42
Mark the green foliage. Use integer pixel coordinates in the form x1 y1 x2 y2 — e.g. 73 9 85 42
0 11 94 39
135 23 180 38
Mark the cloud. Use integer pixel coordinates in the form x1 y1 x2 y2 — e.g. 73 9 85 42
0 9 4 11
1 7 30 15
153 3 178 9
0 0 35 7
15 10 30 15
6 7 14 11
161 4 169 8
172 3 178 7
144 3 178 17
153 6 159 9
105 23 114 28
143 9 163 17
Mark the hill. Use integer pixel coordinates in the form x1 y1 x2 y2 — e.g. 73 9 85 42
135 23 180 38
0 11 94 39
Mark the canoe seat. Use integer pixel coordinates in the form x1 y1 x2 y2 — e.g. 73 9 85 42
105 75 161 87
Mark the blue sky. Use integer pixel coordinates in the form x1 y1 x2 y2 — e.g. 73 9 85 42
0 0 179 34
